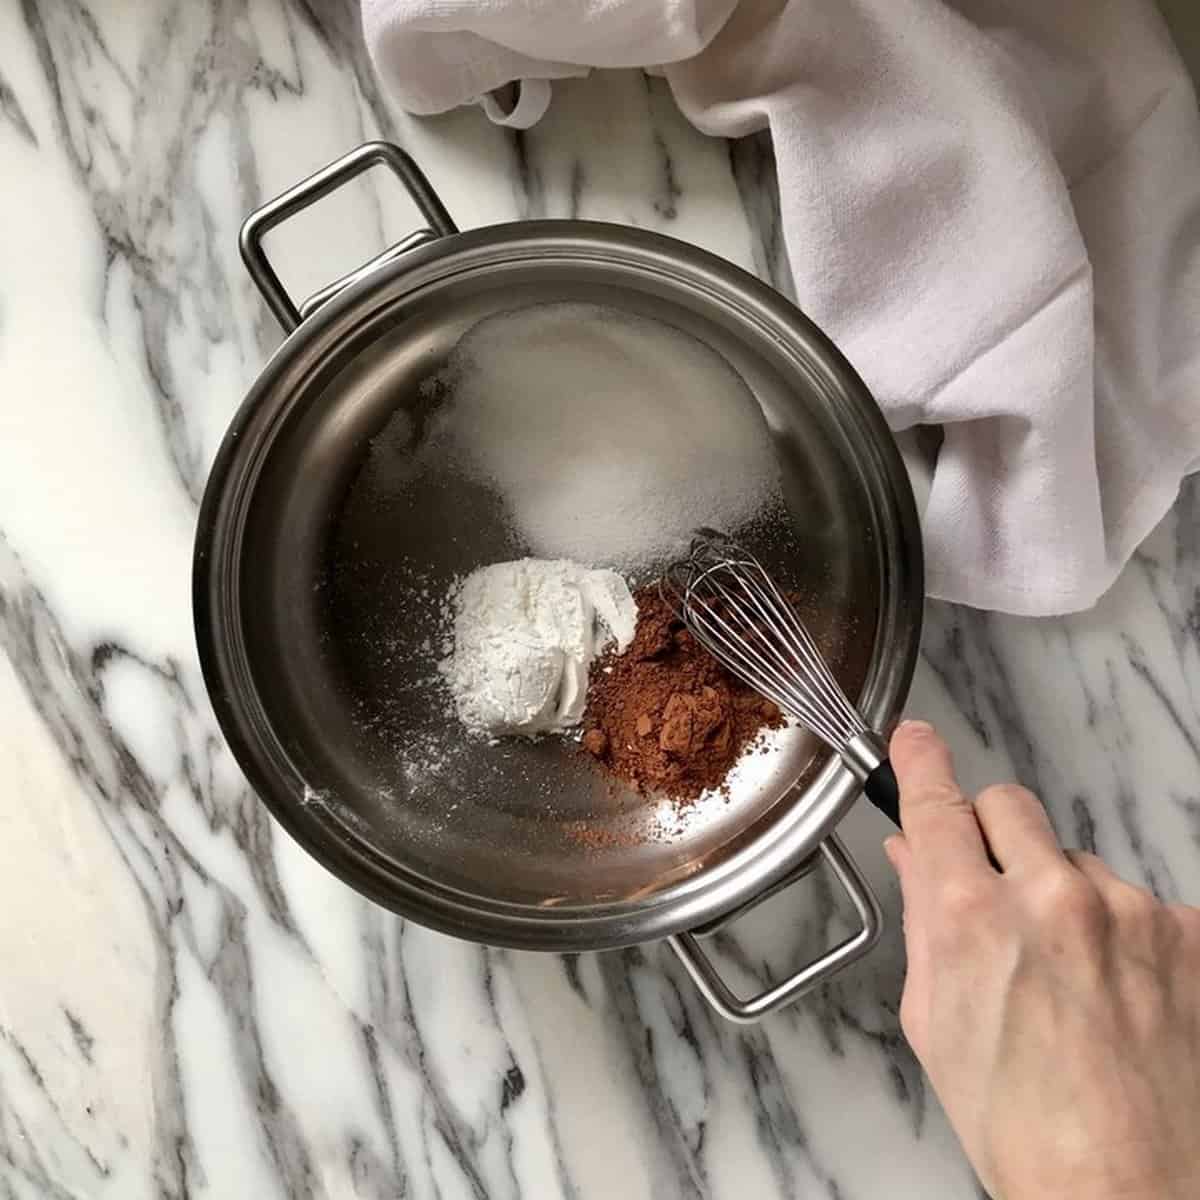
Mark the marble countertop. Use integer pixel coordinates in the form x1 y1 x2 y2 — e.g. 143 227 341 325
2 2 1199 1197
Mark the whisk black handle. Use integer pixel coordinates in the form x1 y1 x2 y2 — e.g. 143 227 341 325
864 759 901 827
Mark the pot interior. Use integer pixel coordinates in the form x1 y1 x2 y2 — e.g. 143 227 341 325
207 233 917 938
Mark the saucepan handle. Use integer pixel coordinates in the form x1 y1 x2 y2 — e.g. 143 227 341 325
668 833 883 1024
239 141 457 334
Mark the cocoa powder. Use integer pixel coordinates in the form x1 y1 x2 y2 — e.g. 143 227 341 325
582 586 782 801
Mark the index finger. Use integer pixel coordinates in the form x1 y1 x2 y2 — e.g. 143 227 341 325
890 722 990 876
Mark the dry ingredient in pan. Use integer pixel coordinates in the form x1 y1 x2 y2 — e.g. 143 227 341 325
427 303 781 571
443 558 638 737
582 586 784 801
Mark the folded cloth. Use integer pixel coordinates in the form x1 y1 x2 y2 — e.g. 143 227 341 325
361 0 739 116
363 0 1200 616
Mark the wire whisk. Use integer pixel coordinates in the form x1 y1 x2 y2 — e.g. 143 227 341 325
663 529 900 827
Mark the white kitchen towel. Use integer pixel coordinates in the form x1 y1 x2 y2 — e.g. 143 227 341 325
363 0 1200 616
362 0 739 115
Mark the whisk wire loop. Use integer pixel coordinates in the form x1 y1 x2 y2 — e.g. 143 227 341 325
686 570 845 743
664 533 868 753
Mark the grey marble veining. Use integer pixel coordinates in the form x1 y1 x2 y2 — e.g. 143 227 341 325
0 2 1197 1197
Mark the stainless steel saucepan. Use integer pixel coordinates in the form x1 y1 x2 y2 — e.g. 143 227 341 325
194 141 923 1023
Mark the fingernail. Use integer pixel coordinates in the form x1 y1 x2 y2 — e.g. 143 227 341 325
883 835 901 867
897 719 934 736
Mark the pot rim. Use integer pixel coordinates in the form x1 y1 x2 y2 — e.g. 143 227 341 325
194 219 924 951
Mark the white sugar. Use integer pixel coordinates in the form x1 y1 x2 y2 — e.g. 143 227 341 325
428 303 780 571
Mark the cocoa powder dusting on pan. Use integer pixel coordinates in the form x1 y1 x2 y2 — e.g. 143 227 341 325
581 585 783 801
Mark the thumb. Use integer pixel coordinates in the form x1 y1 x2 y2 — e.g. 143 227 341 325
884 834 926 947
884 834 916 914
884 833 931 1053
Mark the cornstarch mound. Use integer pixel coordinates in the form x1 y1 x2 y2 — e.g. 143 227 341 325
442 558 638 738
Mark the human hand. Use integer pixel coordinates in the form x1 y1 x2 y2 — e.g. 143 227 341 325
885 721 1200 1200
